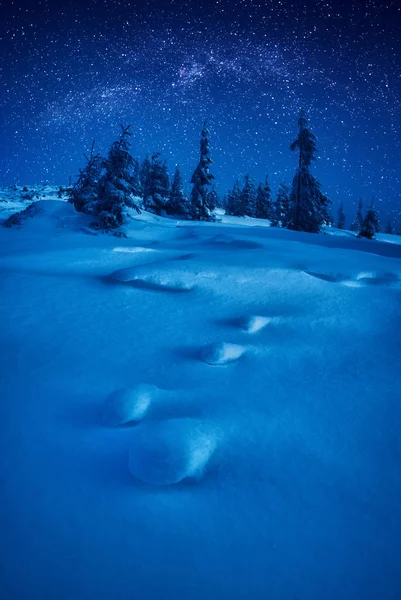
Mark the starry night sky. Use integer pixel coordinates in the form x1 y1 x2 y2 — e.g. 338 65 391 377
1 0 400 225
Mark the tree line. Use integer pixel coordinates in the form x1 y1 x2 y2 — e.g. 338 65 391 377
68 112 395 239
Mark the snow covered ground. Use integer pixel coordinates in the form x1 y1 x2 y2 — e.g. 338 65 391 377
0 200 400 599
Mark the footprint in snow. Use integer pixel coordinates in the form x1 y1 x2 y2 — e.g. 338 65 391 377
201 342 246 365
109 265 195 293
305 270 401 288
128 418 221 486
103 384 159 427
240 315 273 334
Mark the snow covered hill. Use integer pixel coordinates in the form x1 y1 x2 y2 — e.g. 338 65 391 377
0 200 400 600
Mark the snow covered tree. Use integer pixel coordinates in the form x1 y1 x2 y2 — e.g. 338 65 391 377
140 154 152 198
68 140 102 215
350 198 364 232
207 185 219 211
143 153 170 215
337 202 346 229
358 201 380 239
166 164 189 216
288 110 330 233
385 219 393 234
96 125 141 229
271 182 290 227
190 122 215 221
240 174 257 217
225 180 243 216
131 158 142 198
254 176 272 220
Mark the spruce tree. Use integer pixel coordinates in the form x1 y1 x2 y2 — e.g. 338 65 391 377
271 182 290 227
96 124 141 229
358 201 380 239
288 110 330 233
385 219 393 235
350 198 364 231
69 140 102 215
144 153 170 215
207 185 219 211
337 201 346 229
240 174 257 217
140 154 152 198
131 159 142 198
190 122 215 221
225 180 243 216
166 164 189 216
254 176 272 220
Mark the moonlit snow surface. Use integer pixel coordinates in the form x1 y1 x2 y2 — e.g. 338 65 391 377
1 200 401 600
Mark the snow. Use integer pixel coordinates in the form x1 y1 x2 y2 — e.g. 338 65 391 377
128 418 219 485
0 199 401 599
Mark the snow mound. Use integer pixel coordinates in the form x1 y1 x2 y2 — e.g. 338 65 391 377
128 418 219 485
201 342 246 365
306 270 401 288
103 384 158 427
241 315 272 333
109 263 216 292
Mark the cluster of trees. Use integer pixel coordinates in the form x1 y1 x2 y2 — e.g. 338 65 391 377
335 197 395 240
224 110 330 233
69 112 396 239
69 122 216 228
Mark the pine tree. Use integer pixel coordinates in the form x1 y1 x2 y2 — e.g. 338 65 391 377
350 198 364 231
69 140 102 215
190 122 215 221
385 219 393 234
358 201 380 239
207 185 219 211
288 110 330 233
225 180 243 216
140 154 152 198
254 176 272 220
131 158 142 198
96 125 141 229
166 164 189 216
271 182 290 227
144 153 170 215
337 201 346 229
240 174 257 217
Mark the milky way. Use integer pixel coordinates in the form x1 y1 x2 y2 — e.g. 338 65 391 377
1 0 400 225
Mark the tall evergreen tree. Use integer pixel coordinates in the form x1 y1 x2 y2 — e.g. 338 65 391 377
271 182 290 227
166 165 189 216
143 153 170 215
225 180 243 216
350 198 364 231
96 124 141 229
288 110 330 233
358 201 380 239
131 158 142 198
385 218 393 234
337 201 346 229
140 154 152 198
254 176 272 220
207 185 219 211
68 140 102 215
190 122 215 221
240 174 257 217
